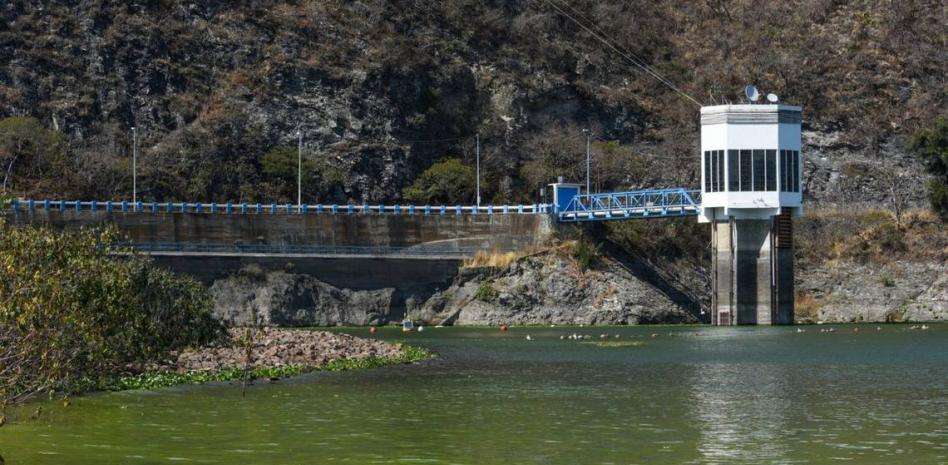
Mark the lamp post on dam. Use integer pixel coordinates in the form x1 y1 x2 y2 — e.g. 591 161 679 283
698 102 803 325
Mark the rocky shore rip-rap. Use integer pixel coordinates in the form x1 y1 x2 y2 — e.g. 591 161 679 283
172 328 403 373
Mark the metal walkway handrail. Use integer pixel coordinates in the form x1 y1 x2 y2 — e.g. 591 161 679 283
8 199 551 216
558 188 701 222
118 242 479 257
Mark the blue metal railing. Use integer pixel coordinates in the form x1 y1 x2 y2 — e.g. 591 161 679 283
558 188 701 222
7 199 550 216
119 242 479 257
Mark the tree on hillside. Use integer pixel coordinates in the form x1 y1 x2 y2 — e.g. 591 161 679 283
261 146 316 202
0 117 66 194
909 117 948 219
402 158 475 204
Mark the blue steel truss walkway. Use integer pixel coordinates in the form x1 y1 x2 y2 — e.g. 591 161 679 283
556 188 701 222
8 188 701 223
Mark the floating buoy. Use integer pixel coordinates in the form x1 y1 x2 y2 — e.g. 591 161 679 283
369 326 377 334
500 324 509 332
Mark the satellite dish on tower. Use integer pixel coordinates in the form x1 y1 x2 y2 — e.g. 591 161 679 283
744 85 760 103
767 93 779 103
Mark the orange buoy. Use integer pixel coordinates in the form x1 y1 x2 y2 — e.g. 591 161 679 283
369 326 377 334
500 324 509 332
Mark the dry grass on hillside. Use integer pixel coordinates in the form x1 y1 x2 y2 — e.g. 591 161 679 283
462 242 580 269
797 208 946 267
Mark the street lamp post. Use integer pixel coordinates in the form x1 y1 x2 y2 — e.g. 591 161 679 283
475 133 481 207
297 130 302 208
132 126 138 203
582 129 591 194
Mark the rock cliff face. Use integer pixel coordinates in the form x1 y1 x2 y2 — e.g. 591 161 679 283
206 247 701 327
798 262 947 323
209 270 397 326
204 239 946 327
412 251 699 325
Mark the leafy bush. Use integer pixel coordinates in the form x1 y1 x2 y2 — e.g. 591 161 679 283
0 222 223 405
909 117 948 219
402 158 475 204
474 281 498 302
0 116 66 195
571 238 601 271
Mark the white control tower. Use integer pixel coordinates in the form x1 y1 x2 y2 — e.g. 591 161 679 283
699 90 802 325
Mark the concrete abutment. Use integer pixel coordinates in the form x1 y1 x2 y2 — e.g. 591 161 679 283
711 214 794 325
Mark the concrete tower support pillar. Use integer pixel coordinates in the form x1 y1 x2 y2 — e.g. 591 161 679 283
711 215 794 325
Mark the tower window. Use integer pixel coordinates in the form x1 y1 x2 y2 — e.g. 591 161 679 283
792 150 800 192
704 151 711 192
716 150 725 192
752 150 765 191
739 150 752 191
765 149 776 191
728 150 739 192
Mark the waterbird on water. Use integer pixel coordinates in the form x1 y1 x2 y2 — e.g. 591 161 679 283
525 335 532 341
796 328 805 333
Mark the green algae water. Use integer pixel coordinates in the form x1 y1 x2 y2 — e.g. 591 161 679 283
2 325 946 464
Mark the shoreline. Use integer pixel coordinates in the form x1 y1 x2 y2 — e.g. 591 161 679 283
87 327 433 394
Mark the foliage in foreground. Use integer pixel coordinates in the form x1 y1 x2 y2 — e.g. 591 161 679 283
99 344 433 392
0 222 224 406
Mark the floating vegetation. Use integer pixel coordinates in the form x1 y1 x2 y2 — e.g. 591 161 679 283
98 344 433 392
582 341 645 348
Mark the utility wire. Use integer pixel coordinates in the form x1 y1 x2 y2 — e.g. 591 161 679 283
549 0 687 99
539 0 702 107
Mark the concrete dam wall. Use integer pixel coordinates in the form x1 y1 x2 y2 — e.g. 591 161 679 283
4 208 550 255
3 208 552 325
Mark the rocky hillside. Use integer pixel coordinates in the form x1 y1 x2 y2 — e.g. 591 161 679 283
1 1 944 207
204 243 701 326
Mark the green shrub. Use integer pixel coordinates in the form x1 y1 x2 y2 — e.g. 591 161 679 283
909 117 948 219
402 158 475 204
572 238 600 271
474 280 498 302
0 222 223 405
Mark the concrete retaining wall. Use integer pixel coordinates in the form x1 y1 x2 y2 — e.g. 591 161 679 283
4 209 551 253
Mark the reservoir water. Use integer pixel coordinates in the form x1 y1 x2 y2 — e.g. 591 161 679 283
2 325 946 464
